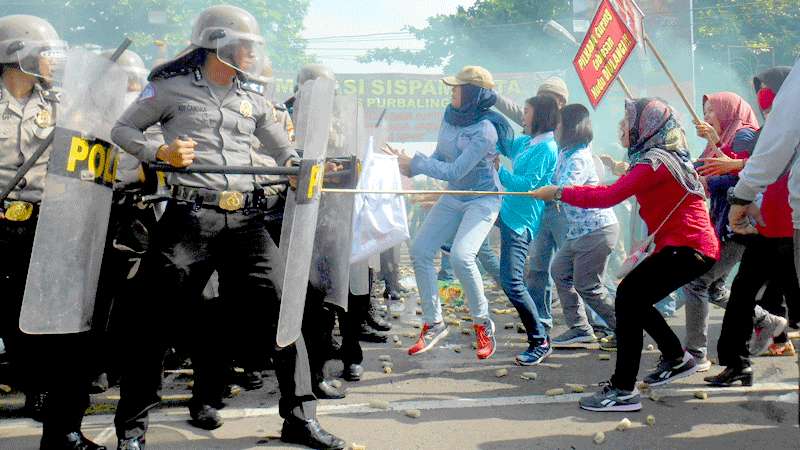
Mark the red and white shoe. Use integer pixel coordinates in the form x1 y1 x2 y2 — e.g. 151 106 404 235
474 319 496 360
408 322 449 356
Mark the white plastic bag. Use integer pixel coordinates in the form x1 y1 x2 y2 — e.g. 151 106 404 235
350 138 410 263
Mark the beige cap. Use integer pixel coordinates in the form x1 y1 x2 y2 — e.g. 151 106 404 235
537 77 569 103
442 65 496 90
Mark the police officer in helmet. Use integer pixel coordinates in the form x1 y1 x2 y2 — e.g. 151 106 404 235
110 5 344 449
0 14 105 450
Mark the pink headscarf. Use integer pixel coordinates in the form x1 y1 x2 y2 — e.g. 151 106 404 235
701 92 759 157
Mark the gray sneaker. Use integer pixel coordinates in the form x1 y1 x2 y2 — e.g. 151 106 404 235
749 313 788 356
552 328 597 345
643 352 698 386
599 334 617 352
579 384 642 412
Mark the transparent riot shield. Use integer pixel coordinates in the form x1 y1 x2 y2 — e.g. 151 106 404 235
349 104 372 296
19 48 128 334
275 78 336 347
309 95 360 310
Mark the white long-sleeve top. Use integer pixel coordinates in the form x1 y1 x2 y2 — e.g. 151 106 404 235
734 58 800 228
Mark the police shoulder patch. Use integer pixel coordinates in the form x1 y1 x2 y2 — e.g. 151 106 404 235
138 83 156 102
241 81 264 95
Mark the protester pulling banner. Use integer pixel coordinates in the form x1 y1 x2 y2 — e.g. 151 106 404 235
573 0 637 108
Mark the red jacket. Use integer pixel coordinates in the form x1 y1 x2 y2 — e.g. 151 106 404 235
757 174 793 238
561 164 720 260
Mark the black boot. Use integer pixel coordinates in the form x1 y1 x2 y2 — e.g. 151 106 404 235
89 373 109 394
281 419 345 450
40 431 106 450
189 403 223 430
116 437 145 450
704 366 753 387
342 364 364 382
313 380 346 399
365 299 392 332
358 323 388 343
238 370 264 391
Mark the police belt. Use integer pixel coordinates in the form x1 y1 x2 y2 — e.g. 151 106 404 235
170 185 279 212
1 200 39 222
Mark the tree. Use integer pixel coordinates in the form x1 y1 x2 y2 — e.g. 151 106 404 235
693 0 800 76
3 0 313 72
362 0 799 80
359 0 574 74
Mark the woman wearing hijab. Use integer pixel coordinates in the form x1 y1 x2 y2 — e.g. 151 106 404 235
386 66 513 360
531 98 719 412
677 93 761 370
705 68 799 386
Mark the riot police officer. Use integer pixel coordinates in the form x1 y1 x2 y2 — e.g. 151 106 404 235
0 14 105 450
110 5 344 450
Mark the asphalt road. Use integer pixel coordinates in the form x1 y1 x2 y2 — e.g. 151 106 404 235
1 278 797 449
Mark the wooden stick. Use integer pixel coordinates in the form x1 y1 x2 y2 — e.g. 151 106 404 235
616 76 634 100
644 34 701 123
321 188 539 197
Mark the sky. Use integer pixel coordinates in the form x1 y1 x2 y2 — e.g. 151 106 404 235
302 0 477 74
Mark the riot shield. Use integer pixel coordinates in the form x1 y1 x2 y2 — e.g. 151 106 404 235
309 95 361 309
19 48 128 334
275 78 336 347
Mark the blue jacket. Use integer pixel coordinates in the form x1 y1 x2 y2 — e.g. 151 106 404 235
409 119 499 200
498 132 558 237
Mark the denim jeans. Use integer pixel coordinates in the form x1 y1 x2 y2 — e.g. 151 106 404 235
499 219 547 342
411 195 500 325
438 236 501 285
525 203 567 332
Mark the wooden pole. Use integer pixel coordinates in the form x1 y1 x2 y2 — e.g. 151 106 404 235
616 76 634 100
643 33 701 123
322 188 539 197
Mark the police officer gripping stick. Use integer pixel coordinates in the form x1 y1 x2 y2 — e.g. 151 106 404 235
110 5 344 450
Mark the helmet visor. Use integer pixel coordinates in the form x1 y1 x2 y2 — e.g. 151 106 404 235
214 31 265 78
16 39 68 81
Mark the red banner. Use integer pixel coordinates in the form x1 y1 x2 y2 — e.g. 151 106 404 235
573 0 637 108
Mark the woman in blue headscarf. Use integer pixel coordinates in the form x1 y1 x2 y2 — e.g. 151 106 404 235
385 66 513 360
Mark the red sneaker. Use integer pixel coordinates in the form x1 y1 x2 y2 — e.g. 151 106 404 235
408 322 449 356
474 320 496 360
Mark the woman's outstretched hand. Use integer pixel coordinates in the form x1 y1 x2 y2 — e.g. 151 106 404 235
697 152 745 176
529 185 559 201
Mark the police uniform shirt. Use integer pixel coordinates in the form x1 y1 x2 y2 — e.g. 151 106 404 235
0 80 55 203
111 70 295 193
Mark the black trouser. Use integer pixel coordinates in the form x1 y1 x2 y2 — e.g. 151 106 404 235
718 236 799 369
114 201 316 440
611 247 714 391
0 219 91 436
91 200 158 381
303 285 338 384
339 292 366 366
303 286 367 381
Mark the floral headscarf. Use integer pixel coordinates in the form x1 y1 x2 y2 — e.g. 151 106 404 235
625 97 705 197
